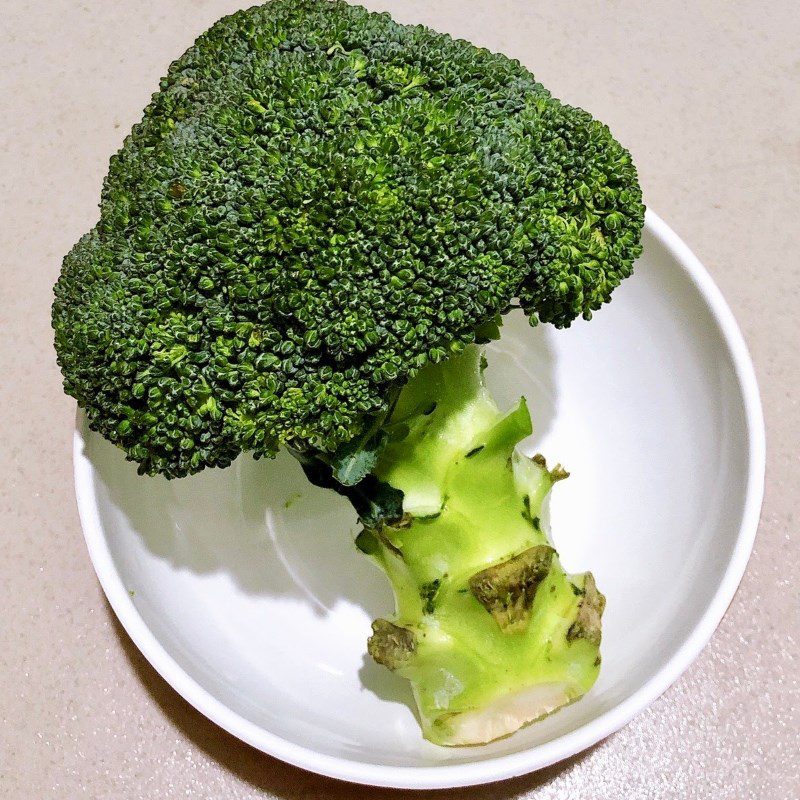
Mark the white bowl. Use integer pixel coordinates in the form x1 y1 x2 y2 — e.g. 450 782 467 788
74 210 765 789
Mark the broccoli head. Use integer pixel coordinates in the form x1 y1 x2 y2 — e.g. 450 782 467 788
52 0 643 479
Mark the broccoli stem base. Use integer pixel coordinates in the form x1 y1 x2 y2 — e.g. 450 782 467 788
301 345 604 746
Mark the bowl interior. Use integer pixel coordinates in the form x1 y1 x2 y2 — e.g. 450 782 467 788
77 220 754 774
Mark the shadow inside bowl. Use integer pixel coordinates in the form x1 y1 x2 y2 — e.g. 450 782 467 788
110 603 593 798
81 316 558 711
82 314 556 607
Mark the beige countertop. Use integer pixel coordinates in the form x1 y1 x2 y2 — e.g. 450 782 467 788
1 1 798 797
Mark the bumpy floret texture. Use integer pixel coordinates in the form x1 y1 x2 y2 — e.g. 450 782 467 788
53 0 644 478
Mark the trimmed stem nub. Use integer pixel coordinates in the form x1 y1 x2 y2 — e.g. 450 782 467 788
368 619 416 670
468 545 555 633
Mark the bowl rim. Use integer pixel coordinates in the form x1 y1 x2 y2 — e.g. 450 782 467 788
73 209 766 789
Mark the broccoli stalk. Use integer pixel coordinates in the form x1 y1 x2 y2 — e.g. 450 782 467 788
302 344 604 745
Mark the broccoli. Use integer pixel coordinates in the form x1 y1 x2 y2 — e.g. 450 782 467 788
52 0 644 745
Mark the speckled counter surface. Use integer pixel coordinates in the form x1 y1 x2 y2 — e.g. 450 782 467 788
1 1 798 797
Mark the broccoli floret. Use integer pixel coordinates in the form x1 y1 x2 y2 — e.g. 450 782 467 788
53 0 643 479
52 0 643 746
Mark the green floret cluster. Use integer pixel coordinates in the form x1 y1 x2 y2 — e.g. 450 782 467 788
52 0 643 479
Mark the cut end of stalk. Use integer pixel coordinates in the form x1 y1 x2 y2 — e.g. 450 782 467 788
431 681 576 746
